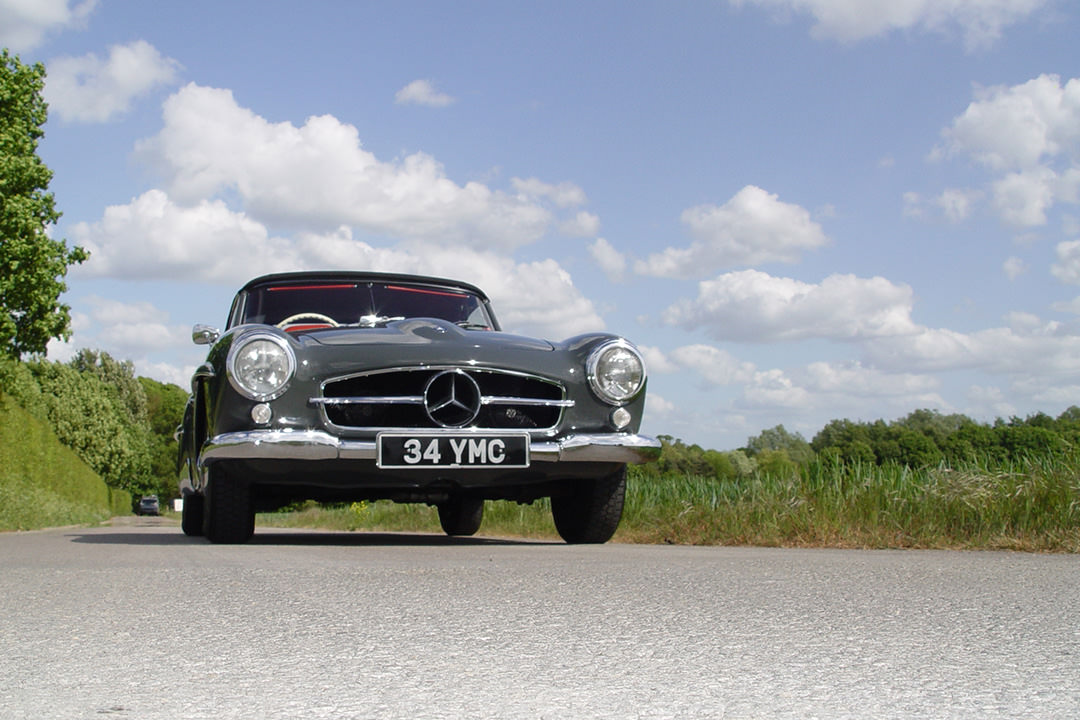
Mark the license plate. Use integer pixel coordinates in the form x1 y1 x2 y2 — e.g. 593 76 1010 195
377 433 530 469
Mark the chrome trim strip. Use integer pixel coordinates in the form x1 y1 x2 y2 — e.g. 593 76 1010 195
482 396 575 407
312 396 425 406
198 429 660 466
310 395 574 408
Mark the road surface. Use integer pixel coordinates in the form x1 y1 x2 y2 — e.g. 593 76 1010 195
2 520 1078 719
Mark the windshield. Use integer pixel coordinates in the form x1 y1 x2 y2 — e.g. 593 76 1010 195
237 282 494 330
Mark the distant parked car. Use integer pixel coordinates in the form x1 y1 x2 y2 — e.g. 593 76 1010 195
137 496 160 516
177 271 659 544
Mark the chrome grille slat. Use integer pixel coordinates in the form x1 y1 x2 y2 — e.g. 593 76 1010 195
316 367 570 431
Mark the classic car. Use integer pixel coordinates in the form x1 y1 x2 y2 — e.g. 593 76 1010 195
177 271 659 544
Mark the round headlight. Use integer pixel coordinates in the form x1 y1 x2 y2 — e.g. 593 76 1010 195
587 340 646 405
227 334 295 401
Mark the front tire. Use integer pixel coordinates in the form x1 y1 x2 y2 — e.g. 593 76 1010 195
438 496 484 536
181 493 204 536
551 466 626 544
202 465 255 544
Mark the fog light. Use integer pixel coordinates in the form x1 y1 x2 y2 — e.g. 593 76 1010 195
611 407 632 430
251 403 272 425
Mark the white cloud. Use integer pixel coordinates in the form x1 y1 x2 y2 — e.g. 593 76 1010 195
645 393 676 417
802 361 940 397
637 345 679 375
0 0 96 52
661 269 918 342
905 188 985 223
135 83 568 248
736 361 947 414
394 79 455 107
71 190 299 282
1051 240 1080 285
589 238 626 282
739 368 813 410
939 74 1080 171
730 0 1048 50
936 187 982 222
636 186 828 278
992 167 1056 226
865 320 1080 377
965 384 1017 419
44 40 181 123
559 211 601 237
1003 256 1027 279
512 178 588 208
46 296 195 388
931 74 1080 228
71 193 603 340
669 344 757 386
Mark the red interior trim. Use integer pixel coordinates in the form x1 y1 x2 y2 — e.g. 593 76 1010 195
385 285 467 298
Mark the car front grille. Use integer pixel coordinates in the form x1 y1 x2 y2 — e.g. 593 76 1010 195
314 367 571 431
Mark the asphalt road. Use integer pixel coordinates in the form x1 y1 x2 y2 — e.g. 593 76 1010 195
2 520 1078 719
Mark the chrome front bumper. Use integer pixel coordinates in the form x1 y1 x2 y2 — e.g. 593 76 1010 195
198 429 661 468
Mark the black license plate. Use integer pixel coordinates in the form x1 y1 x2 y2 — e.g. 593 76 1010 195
377 433 530 469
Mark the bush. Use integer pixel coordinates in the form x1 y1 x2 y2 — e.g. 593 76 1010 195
0 395 128 530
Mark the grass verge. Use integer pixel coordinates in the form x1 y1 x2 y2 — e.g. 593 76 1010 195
257 455 1080 551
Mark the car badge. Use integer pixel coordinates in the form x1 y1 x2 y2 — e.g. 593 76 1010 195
423 370 482 427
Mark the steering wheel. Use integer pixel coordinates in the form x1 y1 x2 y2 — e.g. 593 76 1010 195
276 312 339 329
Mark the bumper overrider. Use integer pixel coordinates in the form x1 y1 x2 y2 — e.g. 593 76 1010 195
198 429 661 468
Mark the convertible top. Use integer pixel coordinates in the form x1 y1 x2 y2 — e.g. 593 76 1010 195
240 271 491 303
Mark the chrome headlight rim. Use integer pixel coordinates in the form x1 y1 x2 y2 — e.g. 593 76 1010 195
226 332 296 402
586 339 646 406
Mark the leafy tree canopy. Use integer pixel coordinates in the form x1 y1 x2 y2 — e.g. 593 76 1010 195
0 49 87 358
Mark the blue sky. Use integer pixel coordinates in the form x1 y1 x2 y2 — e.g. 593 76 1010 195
3 0 1078 449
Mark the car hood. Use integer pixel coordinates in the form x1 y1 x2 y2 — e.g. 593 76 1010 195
300 318 556 352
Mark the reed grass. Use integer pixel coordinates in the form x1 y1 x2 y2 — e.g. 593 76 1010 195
258 454 1080 551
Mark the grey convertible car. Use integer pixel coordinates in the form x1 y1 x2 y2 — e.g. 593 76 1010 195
177 271 659 544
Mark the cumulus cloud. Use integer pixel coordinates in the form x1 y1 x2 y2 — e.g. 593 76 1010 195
939 74 1080 171
1003 256 1027 279
1051 240 1080 285
135 83 582 248
991 168 1057 226
930 74 1080 227
644 393 676 417
394 79 455 107
560 211 601 237
635 186 828 278
660 269 918 342
669 345 758 386
937 188 982 222
70 192 603 340
44 40 181 123
865 319 1080 377
0 0 96 52
589 238 626 282
46 296 194 387
730 0 1048 50
71 190 299 282
512 178 588 208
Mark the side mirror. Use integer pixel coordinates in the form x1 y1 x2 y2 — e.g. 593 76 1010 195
192 324 220 345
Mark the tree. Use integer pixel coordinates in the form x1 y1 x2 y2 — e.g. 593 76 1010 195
0 50 87 358
746 424 814 464
139 376 188 500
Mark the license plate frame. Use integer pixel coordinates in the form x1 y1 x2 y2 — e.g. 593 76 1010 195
376 432 531 469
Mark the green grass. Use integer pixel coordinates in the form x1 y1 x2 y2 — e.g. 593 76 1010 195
0 395 130 531
617 457 1080 551
258 456 1080 551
